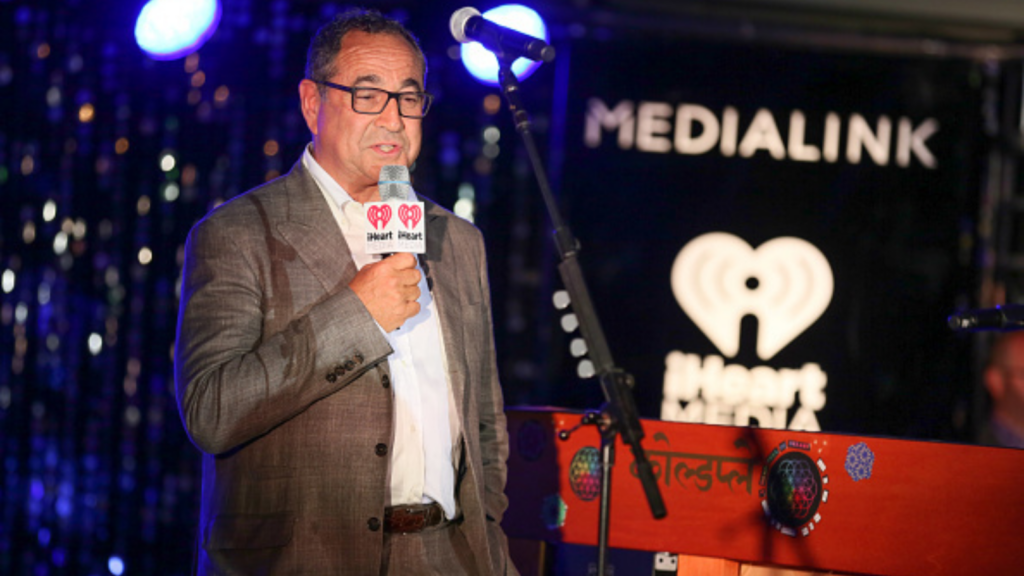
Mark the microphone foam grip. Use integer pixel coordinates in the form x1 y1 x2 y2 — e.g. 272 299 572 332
378 164 411 202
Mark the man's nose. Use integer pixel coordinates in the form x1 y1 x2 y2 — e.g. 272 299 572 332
375 95 403 130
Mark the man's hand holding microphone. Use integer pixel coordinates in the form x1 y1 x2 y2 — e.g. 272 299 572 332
348 165 426 332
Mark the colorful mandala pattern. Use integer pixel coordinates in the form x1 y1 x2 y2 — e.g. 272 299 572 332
767 451 822 527
845 442 874 482
568 446 602 501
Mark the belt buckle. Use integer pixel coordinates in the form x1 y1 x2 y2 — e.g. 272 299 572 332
389 506 429 533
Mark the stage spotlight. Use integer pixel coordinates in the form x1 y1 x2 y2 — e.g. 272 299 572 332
135 0 221 61
459 4 548 86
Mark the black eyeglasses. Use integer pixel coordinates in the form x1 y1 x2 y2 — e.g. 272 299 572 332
311 79 433 118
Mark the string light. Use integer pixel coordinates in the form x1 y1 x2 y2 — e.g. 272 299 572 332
53 231 68 255
78 102 95 122
213 85 229 106
88 333 103 355
163 182 180 202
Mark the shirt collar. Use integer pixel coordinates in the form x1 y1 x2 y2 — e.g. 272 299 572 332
302 144 353 209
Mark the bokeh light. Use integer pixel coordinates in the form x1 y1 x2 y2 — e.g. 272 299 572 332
135 0 222 60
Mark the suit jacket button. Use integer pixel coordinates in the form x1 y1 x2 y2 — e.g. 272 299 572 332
375 443 388 457
381 374 390 388
326 373 337 383
368 517 381 531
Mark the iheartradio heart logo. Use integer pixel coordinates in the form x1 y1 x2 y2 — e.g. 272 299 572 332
670 233 833 360
399 204 422 229
366 205 392 230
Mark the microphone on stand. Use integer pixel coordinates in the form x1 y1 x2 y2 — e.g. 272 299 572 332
947 304 1024 332
449 7 555 63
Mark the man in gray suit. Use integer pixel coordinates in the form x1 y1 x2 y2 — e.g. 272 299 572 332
175 10 518 575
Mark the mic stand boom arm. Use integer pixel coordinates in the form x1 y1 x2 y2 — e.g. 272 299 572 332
495 55 667 572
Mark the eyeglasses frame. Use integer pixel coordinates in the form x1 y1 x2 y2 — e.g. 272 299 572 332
309 79 433 118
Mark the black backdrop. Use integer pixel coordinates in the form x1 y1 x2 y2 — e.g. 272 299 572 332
547 32 983 437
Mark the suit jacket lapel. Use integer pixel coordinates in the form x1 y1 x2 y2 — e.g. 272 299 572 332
275 161 359 292
272 172 466 406
422 200 468 410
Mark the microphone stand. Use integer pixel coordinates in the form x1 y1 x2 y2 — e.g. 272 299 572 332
494 55 667 574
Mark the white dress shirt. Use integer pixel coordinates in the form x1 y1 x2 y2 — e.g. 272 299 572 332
302 147 459 519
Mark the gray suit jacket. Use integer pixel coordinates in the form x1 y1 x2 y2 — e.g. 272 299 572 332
175 160 516 575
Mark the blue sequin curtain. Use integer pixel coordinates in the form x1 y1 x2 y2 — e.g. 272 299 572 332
0 1 500 573
1 0 570 570
0 0 558 570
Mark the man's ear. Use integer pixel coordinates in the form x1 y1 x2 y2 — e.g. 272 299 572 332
985 366 1005 401
298 79 321 136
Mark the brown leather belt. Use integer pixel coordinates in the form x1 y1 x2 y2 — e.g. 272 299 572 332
384 503 446 534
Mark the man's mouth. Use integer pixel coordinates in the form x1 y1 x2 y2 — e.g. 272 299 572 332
376 144 398 153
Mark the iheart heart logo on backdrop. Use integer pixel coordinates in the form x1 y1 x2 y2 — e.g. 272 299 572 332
670 232 833 360
366 205 392 230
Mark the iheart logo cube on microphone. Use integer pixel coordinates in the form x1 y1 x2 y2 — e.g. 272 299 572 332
367 204 392 229
364 201 425 254
399 204 422 229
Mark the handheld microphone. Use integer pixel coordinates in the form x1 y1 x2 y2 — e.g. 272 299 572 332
365 165 425 255
948 304 1024 332
449 7 555 63
378 164 411 202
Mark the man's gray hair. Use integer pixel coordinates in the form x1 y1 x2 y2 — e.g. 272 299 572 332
305 9 427 97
